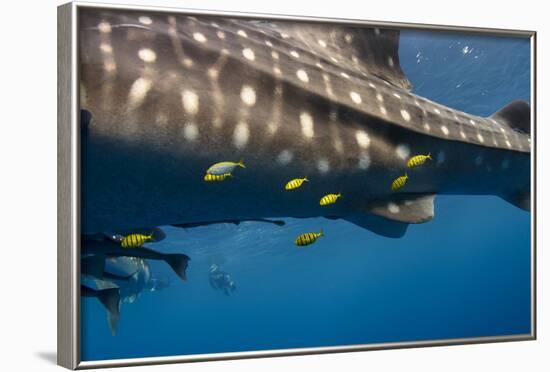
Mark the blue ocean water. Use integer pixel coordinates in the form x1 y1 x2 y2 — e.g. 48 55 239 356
81 30 531 361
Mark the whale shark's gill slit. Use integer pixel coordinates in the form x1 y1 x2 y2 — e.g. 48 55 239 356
93 24 118 110
328 106 344 156
167 16 193 68
208 53 229 128
266 82 284 136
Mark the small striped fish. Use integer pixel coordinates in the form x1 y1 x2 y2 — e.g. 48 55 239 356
121 233 154 248
206 160 245 175
407 153 432 168
295 230 324 247
204 173 233 182
319 193 342 206
285 177 308 190
391 174 409 191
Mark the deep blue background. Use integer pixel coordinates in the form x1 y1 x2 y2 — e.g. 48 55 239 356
81 30 531 361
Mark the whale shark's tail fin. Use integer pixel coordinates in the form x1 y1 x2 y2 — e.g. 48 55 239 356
490 100 531 135
164 254 191 281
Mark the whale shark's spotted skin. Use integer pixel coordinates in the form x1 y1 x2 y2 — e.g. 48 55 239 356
79 8 531 237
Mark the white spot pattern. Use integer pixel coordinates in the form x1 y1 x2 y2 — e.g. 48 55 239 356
355 130 370 148
138 16 152 25
317 159 330 173
277 150 293 165
98 22 111 33
193 32 207 43
233 122 250 149
395 144 411 160
181 90 199 115
388 203 400 214
300 112 314 138
358 154 371 169
242 48 255 61
350 91 362 104
401 109 411 122
128 77 152 110
100 43 113 53
296 69 309 83
183 123 199 141
138 48 157 63
240 85 256 107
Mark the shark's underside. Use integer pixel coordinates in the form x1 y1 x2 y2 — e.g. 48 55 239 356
79 8 531 238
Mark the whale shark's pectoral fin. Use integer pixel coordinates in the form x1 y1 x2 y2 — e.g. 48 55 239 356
490 100 530 135
367 194 436 224
343 215 409 238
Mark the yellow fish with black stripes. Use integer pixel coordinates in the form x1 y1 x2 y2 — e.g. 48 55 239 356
121 232 154 248
407 153 432 168
285 177 308 190
319 193 342 206
295 230 324 247
204 173 233 182
206 160 245 175
391 174 409 191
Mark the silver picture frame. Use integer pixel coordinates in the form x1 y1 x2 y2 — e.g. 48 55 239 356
57 1 537 369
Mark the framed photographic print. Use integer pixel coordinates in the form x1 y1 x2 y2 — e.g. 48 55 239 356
57 1 536 369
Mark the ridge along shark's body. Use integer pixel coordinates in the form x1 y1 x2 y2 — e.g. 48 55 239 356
79 9 531 238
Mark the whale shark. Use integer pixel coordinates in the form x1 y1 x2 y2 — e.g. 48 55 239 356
79 8 531 238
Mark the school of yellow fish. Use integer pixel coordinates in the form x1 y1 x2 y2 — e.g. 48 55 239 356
391 153 432 191
120 153 433 249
